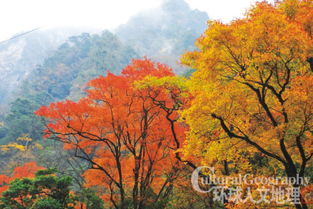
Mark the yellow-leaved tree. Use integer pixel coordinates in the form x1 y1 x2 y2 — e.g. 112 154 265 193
181 1 313 209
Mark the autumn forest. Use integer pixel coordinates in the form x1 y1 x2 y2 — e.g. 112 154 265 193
0 0 312 209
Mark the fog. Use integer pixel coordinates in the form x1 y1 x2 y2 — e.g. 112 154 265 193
0 0 273 41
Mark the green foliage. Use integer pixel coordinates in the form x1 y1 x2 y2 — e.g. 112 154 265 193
0 98 43 145
31 198 63 209
76 189 105 209
0 169 76 209
20 31 137 103
0 31 137 145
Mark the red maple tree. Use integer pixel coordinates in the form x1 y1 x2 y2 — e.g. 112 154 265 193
36 59 186 209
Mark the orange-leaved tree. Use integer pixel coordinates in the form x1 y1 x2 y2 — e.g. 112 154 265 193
181 1 313 209
0 162 44 195
36 59 185 209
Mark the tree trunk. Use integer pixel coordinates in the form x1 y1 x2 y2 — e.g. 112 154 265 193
285 167 308 209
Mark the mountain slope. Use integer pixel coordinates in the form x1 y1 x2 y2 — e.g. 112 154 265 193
0 31 137 144
116 0 208 73
0 27 100 108
0 0 209 144
20 31 137 104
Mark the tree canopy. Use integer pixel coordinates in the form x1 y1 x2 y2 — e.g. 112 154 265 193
181 1 313 208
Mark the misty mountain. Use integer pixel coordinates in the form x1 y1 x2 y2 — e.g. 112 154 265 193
0 0 209 144
20 31 137 104
0 0 208 109
0 27 101 108
0 31 137 144
116 0 208 73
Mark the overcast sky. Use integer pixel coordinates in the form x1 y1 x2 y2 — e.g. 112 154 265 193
0 0 269 41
